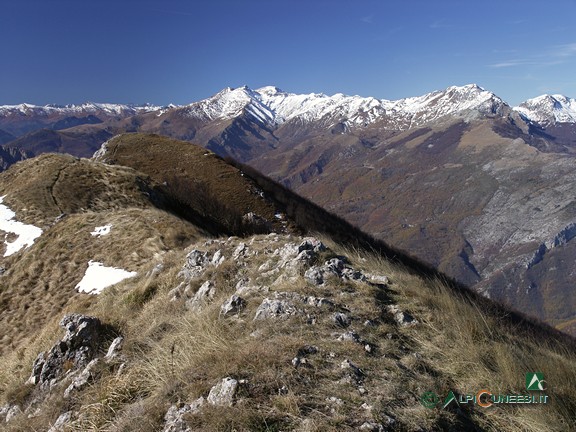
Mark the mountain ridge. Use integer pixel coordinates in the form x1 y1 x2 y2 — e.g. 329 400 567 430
2 84 576 134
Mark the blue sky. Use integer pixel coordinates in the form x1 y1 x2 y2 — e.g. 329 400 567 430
1 0 576 106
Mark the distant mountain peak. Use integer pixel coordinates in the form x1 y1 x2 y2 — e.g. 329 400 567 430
514 94 576 125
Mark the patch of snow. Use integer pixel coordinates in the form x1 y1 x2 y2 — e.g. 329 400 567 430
0 195 43 256
90 225 112 237
76 260 137 295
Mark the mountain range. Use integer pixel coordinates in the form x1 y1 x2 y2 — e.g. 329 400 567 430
1 84 576 336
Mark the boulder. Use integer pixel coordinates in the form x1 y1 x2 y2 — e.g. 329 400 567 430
340 359 365 383
207 377 238 406
298 237 326 253
253 292 303 320
387 305 418 327
1 403 21 423
178 250 209 280
104 336 124 361
333 312 351 328
47 411 75 432
232 242 247 259
63 358 100 398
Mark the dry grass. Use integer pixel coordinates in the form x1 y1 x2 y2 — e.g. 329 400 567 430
0 153 205 354
335 239 576 431
96 133 288 235
1 233 575 431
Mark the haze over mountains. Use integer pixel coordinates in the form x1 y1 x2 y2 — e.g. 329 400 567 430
2 84 576 335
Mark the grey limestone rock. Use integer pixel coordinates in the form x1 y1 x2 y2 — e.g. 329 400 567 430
105 336 124 361
186 280 216 311
220 294 247 316
387 305 418 327
163 398 205 432
28 314 110 389
1 403 20 423
47 411 75 432
63 358 100 398
333 312 351 328
340 359 365 383
254 296 300 320
207 377 238 406
298 237 326 253
178 249 209 280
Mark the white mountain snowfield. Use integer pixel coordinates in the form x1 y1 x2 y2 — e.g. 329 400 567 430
75 260 137 295
0 195 43 257
1 84 575 130
182 84 505 128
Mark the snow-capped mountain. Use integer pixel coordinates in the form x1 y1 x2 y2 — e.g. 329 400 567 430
181 84 509 130
0 102 159 117
514 94 576 126
2 85 575 136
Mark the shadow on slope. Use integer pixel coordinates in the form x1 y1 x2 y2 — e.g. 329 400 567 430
95 133 574 348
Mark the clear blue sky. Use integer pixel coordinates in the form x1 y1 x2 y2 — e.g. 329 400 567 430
1 0 576 106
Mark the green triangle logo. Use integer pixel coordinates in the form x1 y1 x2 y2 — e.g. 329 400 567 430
442 390 459 409
526 372 545 391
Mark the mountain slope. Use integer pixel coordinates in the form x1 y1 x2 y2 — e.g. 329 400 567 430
4 128 114 158
0 103 158 137
0 153 206 352
0 142 574 431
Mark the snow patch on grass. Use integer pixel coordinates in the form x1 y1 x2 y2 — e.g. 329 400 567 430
76 260 137 295
91 224 112 237
0 195 43 256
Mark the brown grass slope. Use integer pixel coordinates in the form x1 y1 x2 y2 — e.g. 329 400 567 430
0 234 574 431
94 133 296 236
98 133 575 351
0 153 205 353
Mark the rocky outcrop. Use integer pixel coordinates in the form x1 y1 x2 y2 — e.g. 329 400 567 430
386 305 418 327
186 280 216 311
305 257 367 286
1 403 22 423
163 398 205 432
27 314 113 389
47 411 75 432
